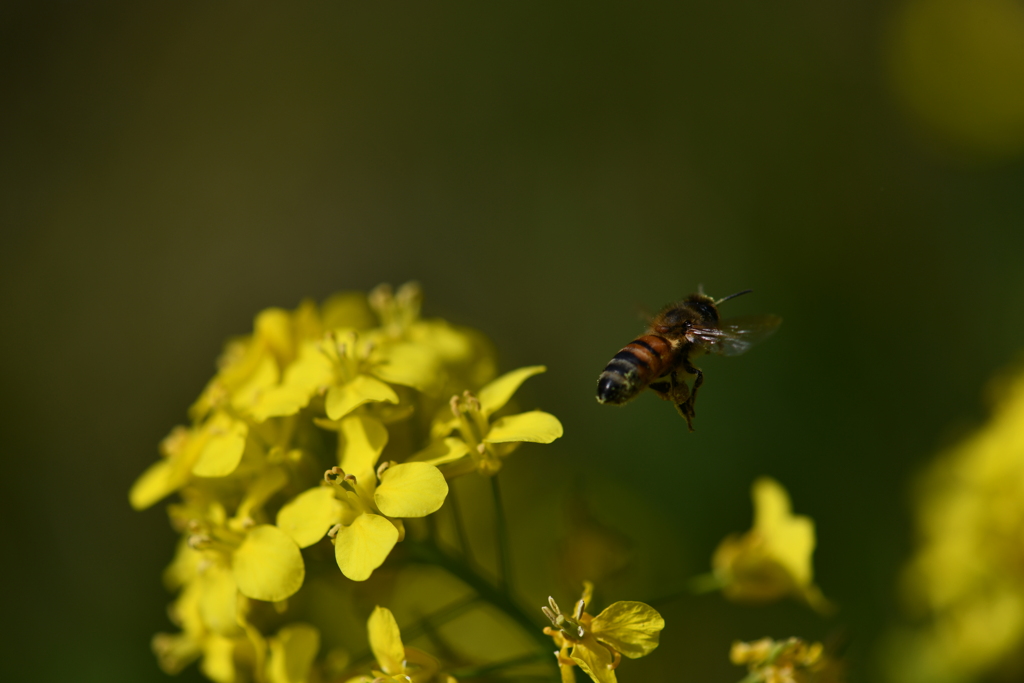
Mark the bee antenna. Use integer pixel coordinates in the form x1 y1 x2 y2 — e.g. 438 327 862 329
715 289 753 305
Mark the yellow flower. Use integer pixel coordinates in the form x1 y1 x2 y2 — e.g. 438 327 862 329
266 623 321 683
275 457 448 582
542 582 664 683
189 302 326 423
730 637 843 683
417 365 563 477
712 477 832 613
887 364 1024 682
129 409 251 510
169 468 307 604
345 606 456 683
152 574 276 683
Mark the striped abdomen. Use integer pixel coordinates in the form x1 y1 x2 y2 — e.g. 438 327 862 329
596 334 677 405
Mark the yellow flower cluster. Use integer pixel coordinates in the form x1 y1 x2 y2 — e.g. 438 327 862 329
131 284 563 682
889 365 1024 683
731 637 843 683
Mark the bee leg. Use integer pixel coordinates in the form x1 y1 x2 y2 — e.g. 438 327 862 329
659 369 694 430
679 360 704 430
675 400 696 431
649 378 672 401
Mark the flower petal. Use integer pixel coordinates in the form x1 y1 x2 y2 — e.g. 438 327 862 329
284 341 334 389
375 463 449 518
591 601 665 659
485 410 564 444
277 487 344 548
334 514 399 581
415 437 471 467
371 342 439 391
570 633 618 683
200 635 239 683
192 414 248 478
338 415 389 482
198 564 240 636
249 385 315 422
367 606 405 676
255 307 295 361
230 353 280 412
752 477 815 585
268 623 321 683
129 459 178 510
321 291 376 329
326 375 399 420
232 525 305 602
478 365 546 416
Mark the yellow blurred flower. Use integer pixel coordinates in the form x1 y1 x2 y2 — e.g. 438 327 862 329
266 623 321 683
888 364 1024 682
129 410 252 511
345 606 456 683
417 365 564 477
542 582 664 683
886 0 1024 160
731 637 843 683
712 477 832 613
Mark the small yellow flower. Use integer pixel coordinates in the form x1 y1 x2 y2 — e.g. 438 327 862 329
712 477 833 613
542 582 664 683
266 623 321 683
730 637 843 683
152 575 272 683
417 365 563 477
169 468 306 604
189 302 326 423
345 606 456 683
129 410 251 511
276 460 448 582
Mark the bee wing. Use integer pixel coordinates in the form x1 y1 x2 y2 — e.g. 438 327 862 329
694 315 782 357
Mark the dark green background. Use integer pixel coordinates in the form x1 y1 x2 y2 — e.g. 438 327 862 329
3 3 1023 682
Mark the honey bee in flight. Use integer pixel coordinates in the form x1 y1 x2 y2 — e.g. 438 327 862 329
596 289 781 430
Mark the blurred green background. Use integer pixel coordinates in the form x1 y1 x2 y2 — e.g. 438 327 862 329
3 2 1024 681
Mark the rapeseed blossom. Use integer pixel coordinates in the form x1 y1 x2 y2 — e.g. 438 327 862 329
133 284 562 682
542 581 664 683
345 606 456 683
712 477 832 613
731 637 844 683
888 364 1024 683
415 365 564 477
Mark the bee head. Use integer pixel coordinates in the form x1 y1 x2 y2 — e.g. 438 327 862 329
685 294 720 325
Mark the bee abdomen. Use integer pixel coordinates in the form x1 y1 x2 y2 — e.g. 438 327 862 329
596 334 674 405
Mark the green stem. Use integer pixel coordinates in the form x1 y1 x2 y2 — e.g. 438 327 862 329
448 478 474 564
399 593 479 643
449 650 550 679
346 593 482 669
688 571 727 594
406 540 552 652
491 474 513 592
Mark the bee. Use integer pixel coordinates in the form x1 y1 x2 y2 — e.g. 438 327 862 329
596 289 781 430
